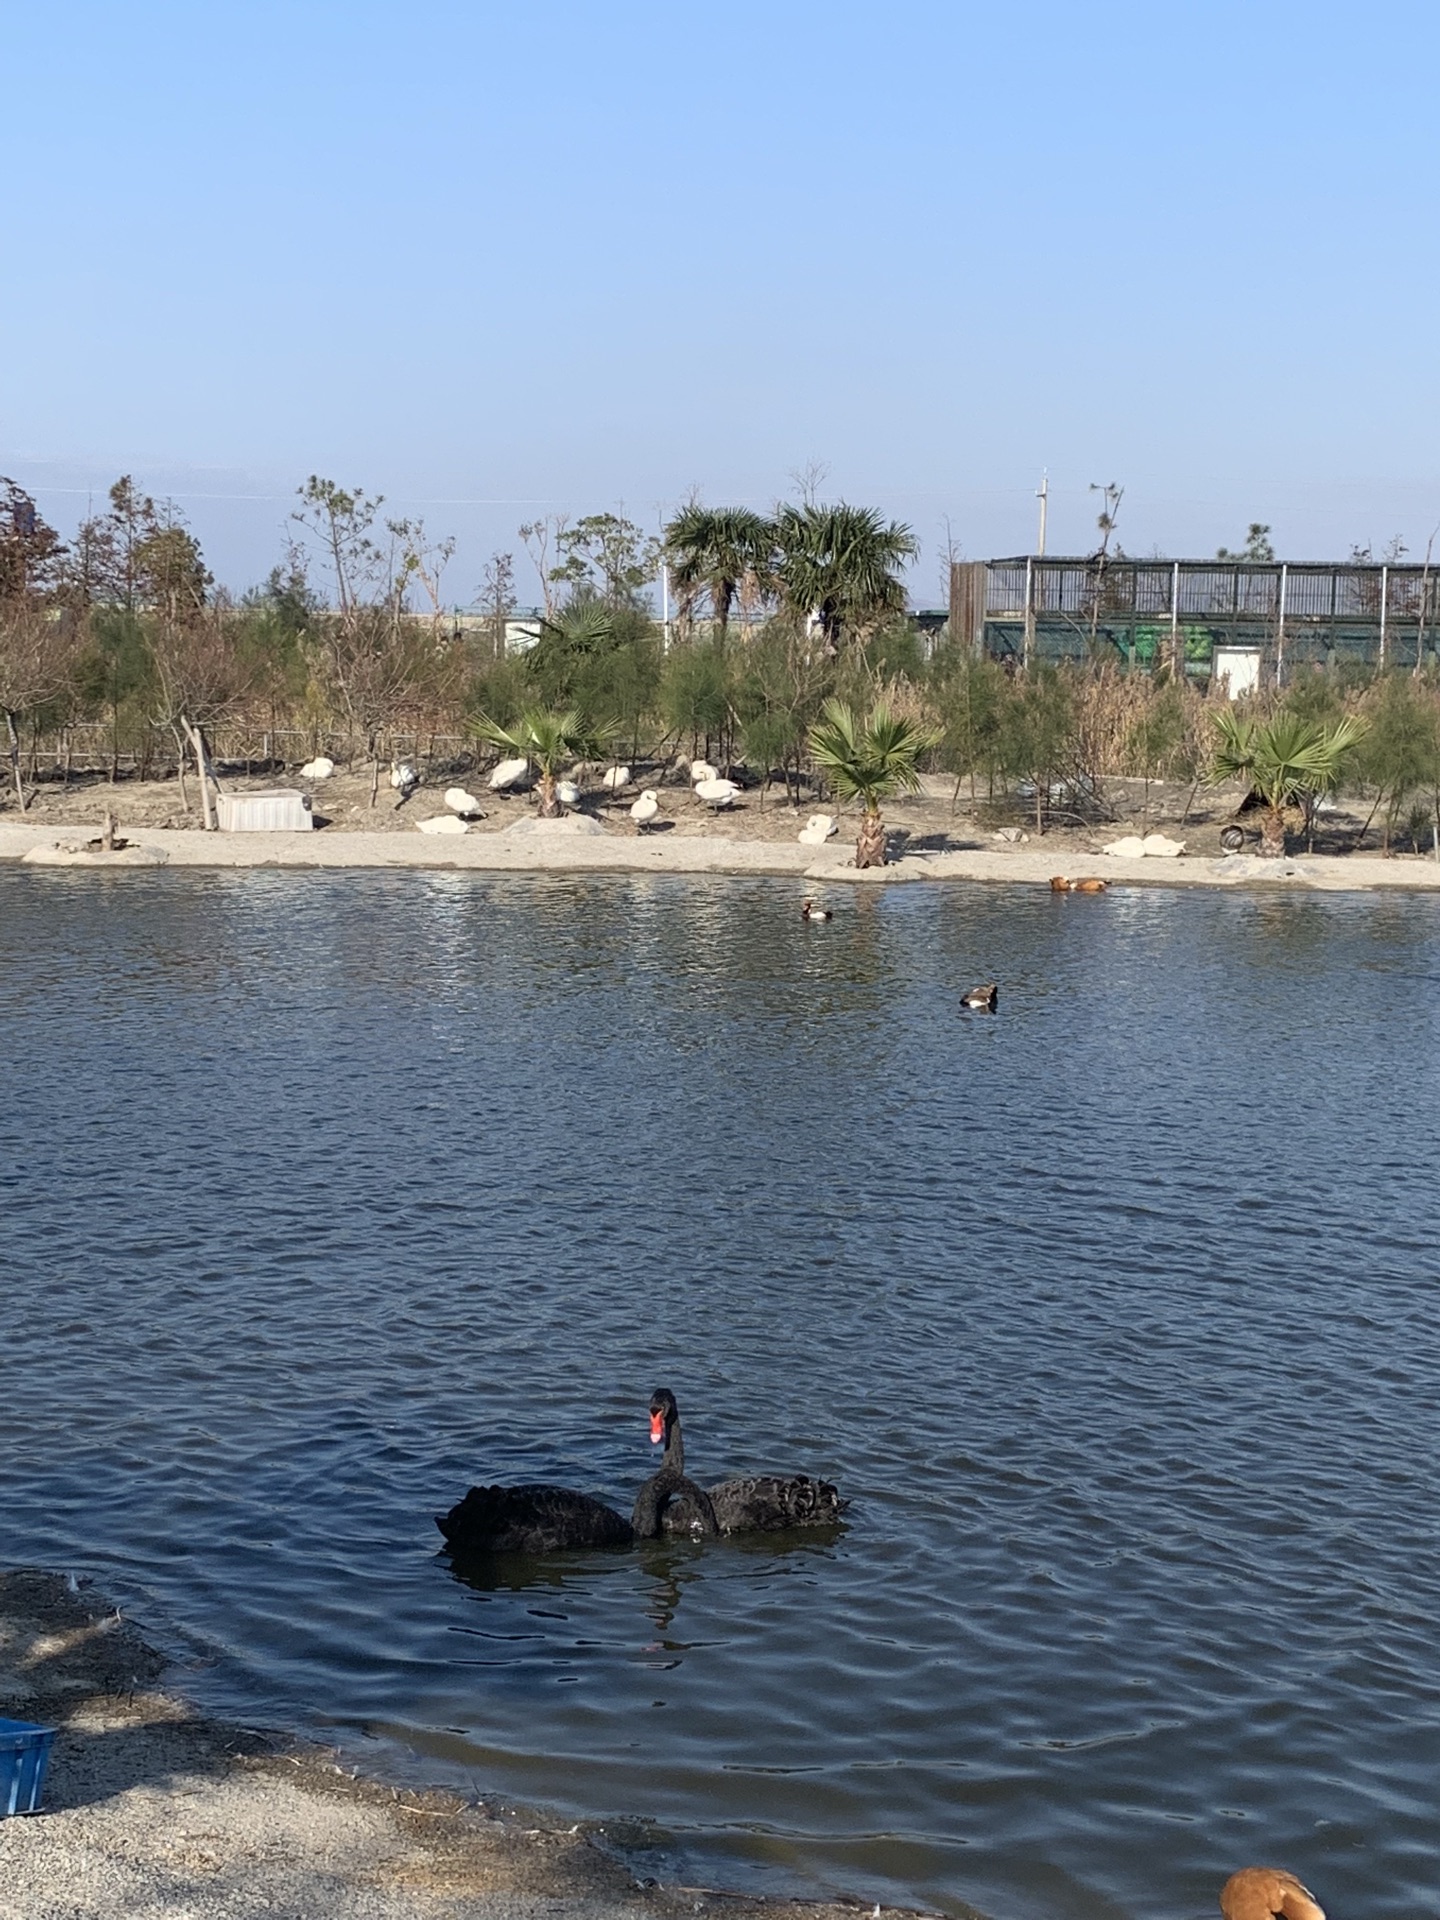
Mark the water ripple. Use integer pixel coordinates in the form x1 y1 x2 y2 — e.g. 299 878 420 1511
2 870 1438 1919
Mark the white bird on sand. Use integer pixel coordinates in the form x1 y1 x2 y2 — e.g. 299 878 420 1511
444 787 484 818
694 777 740 809
630 789 660 830
390 761 420 800
556 778 582 808
489 757 529 791
798 812 837 846
601 765 632 792
689 760 718 785
299 756 334 780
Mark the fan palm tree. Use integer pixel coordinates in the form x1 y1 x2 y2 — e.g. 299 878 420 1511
473 705 617 817
773 503 917 649
808 697 938 868
663 505 776 649
1207 708 1367 856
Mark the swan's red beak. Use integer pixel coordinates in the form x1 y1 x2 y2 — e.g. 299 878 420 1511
649 1411 665 1444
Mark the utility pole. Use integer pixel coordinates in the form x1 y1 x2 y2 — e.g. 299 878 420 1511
1036 472 1049 557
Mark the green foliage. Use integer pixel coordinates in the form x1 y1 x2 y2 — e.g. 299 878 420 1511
1354 673 1440 847
807 697 936 814
660 642 732 748
773 503 917 647
929 652 1009 796
1217 523 1275 563
473 704 614 775
549 513 660 610
1004 666 1076 805
664 504 775 643
1126 682 1191 782
1208 708 1367 816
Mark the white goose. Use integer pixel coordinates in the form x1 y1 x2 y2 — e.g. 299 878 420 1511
444 787 484 818
630 789 660 830
694 777 740 809
798 812 837 846
690 759 718 785
601 765 632 793
556 778 582 808
390 760 420 799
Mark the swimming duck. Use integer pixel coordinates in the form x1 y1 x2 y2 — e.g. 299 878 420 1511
1219 1868 1325 1920
801 899 833 921
961 983 998 1010
1050 875 1108 893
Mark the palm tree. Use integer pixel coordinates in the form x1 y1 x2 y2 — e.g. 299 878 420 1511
773 503 917 649
663 505 776 649
473 706 616 817
1207 708 1367 856
808 698 937 868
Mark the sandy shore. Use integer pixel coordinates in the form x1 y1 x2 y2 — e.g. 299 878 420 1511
3 817 1440 892
1 1569 942 1920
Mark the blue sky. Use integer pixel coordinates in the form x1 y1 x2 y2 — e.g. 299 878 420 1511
4 0 1438 599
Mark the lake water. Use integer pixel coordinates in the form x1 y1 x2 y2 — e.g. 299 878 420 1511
2 867 1437 1920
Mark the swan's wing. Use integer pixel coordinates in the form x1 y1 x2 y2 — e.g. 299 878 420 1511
707 1475 846 1533
437 1483 633 1552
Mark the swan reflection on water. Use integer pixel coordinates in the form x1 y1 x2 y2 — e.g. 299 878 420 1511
441 1522 849 1655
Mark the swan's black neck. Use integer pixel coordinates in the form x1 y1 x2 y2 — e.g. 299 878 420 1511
662 1410 685 1476
631 1464 718 1539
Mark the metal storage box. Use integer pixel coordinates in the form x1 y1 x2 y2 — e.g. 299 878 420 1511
0 1718 56 1817
216 789 313 832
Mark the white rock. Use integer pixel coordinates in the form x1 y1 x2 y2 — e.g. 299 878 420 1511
556 779 582 807
488 757 530 791
994 826 1029 844
416 814 468 835
299 756 335 780
1142 832 1186 856
1102 835 1147 858
502 814 607 837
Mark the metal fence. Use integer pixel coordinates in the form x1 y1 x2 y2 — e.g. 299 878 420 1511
953 558 1440 674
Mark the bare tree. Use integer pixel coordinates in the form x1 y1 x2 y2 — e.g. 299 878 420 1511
479 551 517 661
0 607 82 811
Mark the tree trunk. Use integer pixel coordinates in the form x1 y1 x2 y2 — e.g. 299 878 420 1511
4 709 27 812
1259 807 1286 858
170 723 190 812
538 771 561 818
855 808 887 869
182 718 216 830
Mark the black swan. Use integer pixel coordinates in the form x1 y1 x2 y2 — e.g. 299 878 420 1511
435 1413 717 1554
646 1388 845 1535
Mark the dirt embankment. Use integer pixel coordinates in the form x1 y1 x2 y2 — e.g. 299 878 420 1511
0 1569 944 1920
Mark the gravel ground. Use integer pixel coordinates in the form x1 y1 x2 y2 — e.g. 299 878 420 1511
1 1571 939 1920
